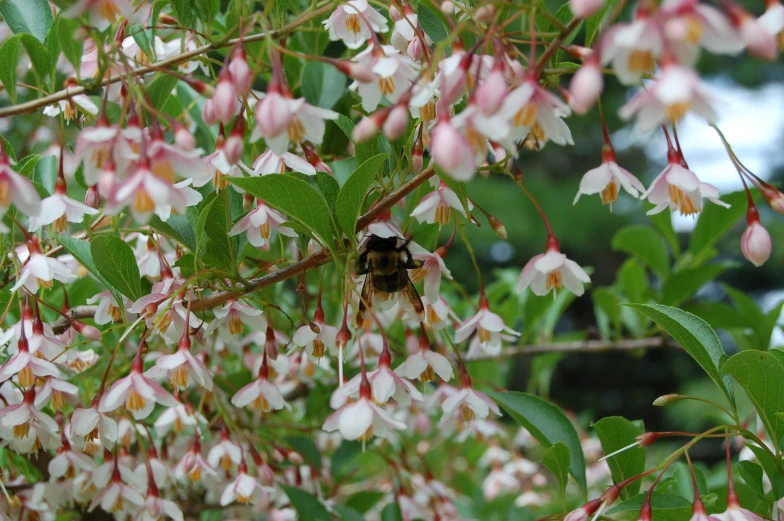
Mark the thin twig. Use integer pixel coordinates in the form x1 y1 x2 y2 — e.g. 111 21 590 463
468 336 681 359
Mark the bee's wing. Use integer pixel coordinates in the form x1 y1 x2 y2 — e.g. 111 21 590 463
399 268 424 317
357 273 376 325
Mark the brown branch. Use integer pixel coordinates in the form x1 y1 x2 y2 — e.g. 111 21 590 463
469 336 681 359
357 166 435 230
0 2 334 119
535 17 581 72
51 305 98 335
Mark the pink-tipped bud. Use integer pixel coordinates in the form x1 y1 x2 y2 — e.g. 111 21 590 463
440 54 471 106
213 73 240 124
224 117 245 164
475 5 495 23
431 119 474 181
174 124 195 151
229 48 253 95
85 185 100 209
569 58 603 114
353 113 385 143
761 184 784 214
255 92 291 139
570 0 606 18
407 37 424 61
389 3 402 21
564 498 604 521
383 105 409 140
302 142 333 175
475 69 508 116
412 134 424 174
202 99 217 126
73 321 102 341
741 219 772 267
488 215 506 239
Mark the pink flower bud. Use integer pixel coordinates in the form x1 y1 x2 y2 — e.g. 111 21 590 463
570 0 605 19
476 5 495 23
569 59 604 114
741 221 772 267
229 48 253 95
412 135 424 174
441 54 471 106
488 215 506 239
383 105 409 140
73 321 102 341
85 185 100 209
565 499 604 521
213 73 240 124
174 124 195 151
224 117 245 164
255 92 291 138
431 119 475 181
353 116 382 143
475 69 508 115
389 3 402 21
762 186 784 214
407 37 424 61
202 99 217 126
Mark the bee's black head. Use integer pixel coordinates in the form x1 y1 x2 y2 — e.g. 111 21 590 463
365 234 399 252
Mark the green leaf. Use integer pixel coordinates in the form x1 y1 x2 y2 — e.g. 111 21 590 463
606 492 692 521
230 175 334 245
280 485 331 521
661 262 735 306
744 442 784 500
170 0 196 28
554 4 582 47
593 417 646 498
689 190 746 266
417 1 449 43
585 0 616 47
611 225 670 277
0 0 53 42
0 34 51 103
316 171 340 216
346 491 385 514
146 74 181 116
541 442 571 501
335 506 365 521
336 154 387 242
173 253 195 278
724 351 784 450
627 304 735 408
90 235 143 301
381 503 403 521
301 61 347 109
196 194 236 275
649 208 680 256
723 285 777 350
57 236 124 305
285 436 322 472
127 23 155 62
738 461 766 500
486 390 587 492
149 213 197 251
331 441 362 478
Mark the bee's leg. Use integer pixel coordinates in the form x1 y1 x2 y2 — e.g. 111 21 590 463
403 255 423 269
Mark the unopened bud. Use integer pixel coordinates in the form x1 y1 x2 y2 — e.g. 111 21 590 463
564 498 603 521
652 394 686 406
383 105 409 140
441 1 454 14
412 137 424 174
73 321 101 341
224 116 245 164
761 185 784 214
229 48 253 95
389 3 402 21
353 116 381 143
243 193 254 212
288 451 303 465
142 302 159 318
158 13 178 25
174 124 195 151
475 4 495 23
570 0 606 19
202 99 217 126
187 78 215 97
741 220 772 267
213 73 240 125
488 215 506 239
85 185 100 209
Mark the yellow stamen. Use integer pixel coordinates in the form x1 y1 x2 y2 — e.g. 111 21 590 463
600 180 619 205
51 390 66 411
258 221 271 240
409 266 427 283
54 214 67 233
287 117 306 142
174 417 183 433
37 278 53 290
221 455 234 471
435 204 451 225
90 145 110 170
685 16 703 44
98 0 121 21
111 496 124 512
13 421 31 438
213 170 228 191
378 76 396 97
253 394 270 412
155 311 173 334
188 465 202 481
627 50 655 74
420 365 435 383
126 388 146 411
18 365 34 388
344 14 361 33
358 426 374 442
312 338 326 359
546 270 562 291
152 160 175 183
665 102 691 122
133 189 155 213
427 305 441 325
0 178 9 207
238 494 253 504
461 403 476 422
669 184 699 215
513 104 537 128
170 364 188 390
228 310 243 335
421 100 437 121
109 304 123 322
478 327 491 344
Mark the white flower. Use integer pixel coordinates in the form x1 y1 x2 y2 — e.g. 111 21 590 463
395 341 453 383
146 341 213 392
153 402 203 436
173 440 218 483
231 359 290 413
71 406 118 449
573 155 646 206
408 243 453 303
644 159 729 216
518 249 591 297
601 17 663 85
323 392 406 441
48 445 96 480
27 191 99 232
323 0 389 49
98 362 178 420
137 495 184 521
207 431 243 472
250 96 338 155
410 180 469 225
350 44 419 112
245 149 316 176
11 246 77 293
500 78 573 147
455 304 520 351
229 200 298 248
331 349 423 407
208 299 267 338
441 385 501 423
88 475 145 514
220 469 273 506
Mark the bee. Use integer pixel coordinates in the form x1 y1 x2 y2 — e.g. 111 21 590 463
356 235 425 322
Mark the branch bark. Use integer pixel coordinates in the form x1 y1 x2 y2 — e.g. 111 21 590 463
0 2 334 119
468 336 681 359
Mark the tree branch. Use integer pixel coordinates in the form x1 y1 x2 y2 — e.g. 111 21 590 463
51 305 98 335
468 336 681 359
535 17 581 72
0 2 334 119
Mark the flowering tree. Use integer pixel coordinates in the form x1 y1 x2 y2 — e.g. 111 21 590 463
1 0 784 520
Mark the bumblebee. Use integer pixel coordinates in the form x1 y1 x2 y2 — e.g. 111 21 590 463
356 235 425 321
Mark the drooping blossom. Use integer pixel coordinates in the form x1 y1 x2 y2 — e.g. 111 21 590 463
573 141 646 206
231 351 290 413
455 297 521 351
518 237 591 297
408 242 453 303
244 149 317 176
207 426 243 472
500 76 574 147
395 328 453 383
70 403 118 450
350 44 419 112
600 13 663 85
0 327 59 388
146 315 213 392
173 437 218 483
441 368 501 423
292 303 338 361
741 203 772 267
250 95 338 154
220 462 274 506
229 199 298 248
0 148 41 221
323 0 389 49
208 299 267 338
0 387 59 454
